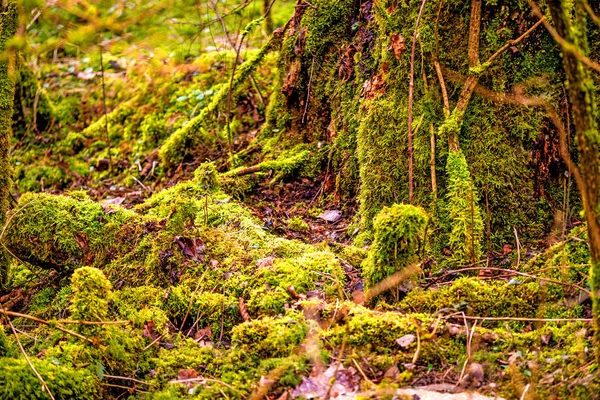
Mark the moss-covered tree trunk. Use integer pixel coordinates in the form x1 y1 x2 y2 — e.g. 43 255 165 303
547 0 600 359
0 1 18 286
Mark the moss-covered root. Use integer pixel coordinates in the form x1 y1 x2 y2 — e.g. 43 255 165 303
0 2 18 286
445 150 484 264
4 191 142 274
159 36 279 168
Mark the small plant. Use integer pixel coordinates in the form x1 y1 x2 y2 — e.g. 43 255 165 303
362 204 428 289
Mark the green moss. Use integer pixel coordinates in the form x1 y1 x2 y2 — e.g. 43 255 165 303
70 267 112 323
0 357 99 400
160 44 276 168
285 216 310 232
445 150 484 264
362 204 428 289
0 1 18 286
402 277 543 320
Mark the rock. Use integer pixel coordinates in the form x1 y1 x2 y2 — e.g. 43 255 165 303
318 210 342 223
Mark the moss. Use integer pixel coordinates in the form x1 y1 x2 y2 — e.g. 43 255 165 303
0 1 18 286
13 58 55 135
69 267 112 323
0 357 99 399
445 150 484 264
402 277 543 321
362 204 428 289
285 216 310 232
356 97 410 237
159 43 277 168
0 325 13 357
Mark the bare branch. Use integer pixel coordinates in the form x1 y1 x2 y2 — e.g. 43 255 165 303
407 0 428 203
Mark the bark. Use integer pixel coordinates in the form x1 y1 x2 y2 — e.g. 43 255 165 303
547 0 600 359
0 2 18 286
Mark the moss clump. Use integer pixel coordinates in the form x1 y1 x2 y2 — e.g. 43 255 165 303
5 192 143 273
0 357 98 400
70 267 112 323
286 216 310 232
362 204 428 289
445 151 484 264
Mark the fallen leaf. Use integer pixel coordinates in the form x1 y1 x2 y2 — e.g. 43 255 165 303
541 332 552 345
175 236 205 262
388 33 406 60
292 365 359 399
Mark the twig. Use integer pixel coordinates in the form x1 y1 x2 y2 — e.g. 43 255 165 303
104 374 155 387
6 317 55 400
583 0 600 29
513 226 521 267
520 383 531 400
407 0 428 203
100 383 149 394
485 18 544 64
0 307 105 348
302 56 315 124
169 377 243 395
99 46 112 171
411 327 421 365
352 358 376 387
179 267 209 331
143 333 164 351
364 264 421 302
446 315 592 323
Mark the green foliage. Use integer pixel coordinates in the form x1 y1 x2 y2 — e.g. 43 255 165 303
445 150 484 264
362 204 428 288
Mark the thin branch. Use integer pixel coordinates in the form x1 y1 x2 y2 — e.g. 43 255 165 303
485 17 544 65
407 0 428 204
447 315 592 323
582 0 600 29
433 60 450 116
0 307 105 347
431 266 590 294
99 46 112 171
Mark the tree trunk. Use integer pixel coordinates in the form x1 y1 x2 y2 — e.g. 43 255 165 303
0 1 18 286
548 0 600 360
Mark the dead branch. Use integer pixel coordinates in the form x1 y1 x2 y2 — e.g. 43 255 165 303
0 307 107 348
407 0 429 203
485 17 544 65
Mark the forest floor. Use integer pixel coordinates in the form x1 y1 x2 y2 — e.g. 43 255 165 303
0 19 598 400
